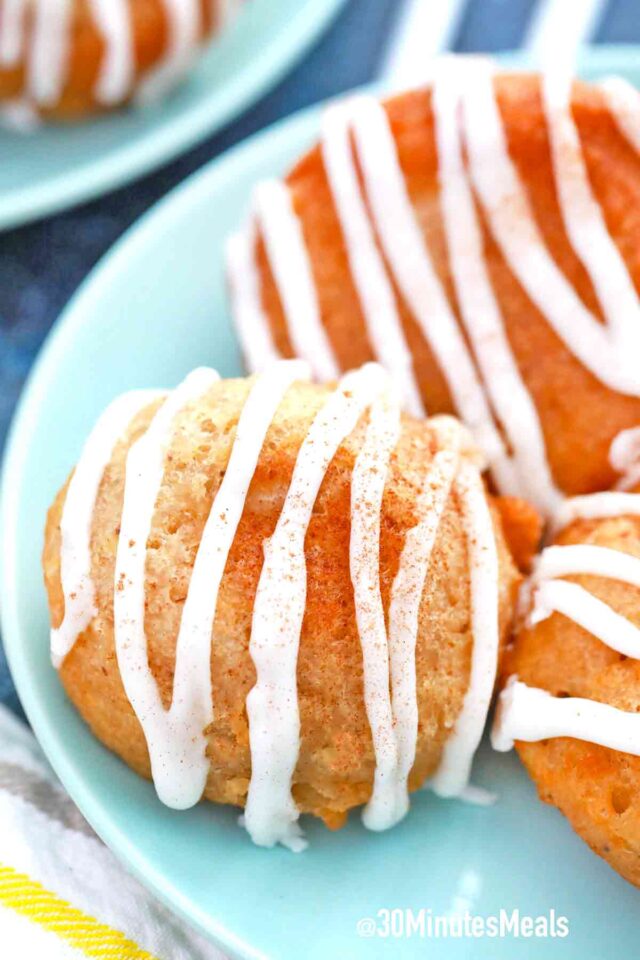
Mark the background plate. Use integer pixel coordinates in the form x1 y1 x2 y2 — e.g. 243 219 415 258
2 46 640 960
0 0 345 232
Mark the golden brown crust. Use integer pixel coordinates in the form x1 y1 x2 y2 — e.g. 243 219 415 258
43 377 521 827
0 0 217 120
494 496 543 573
508 509 640 886
251 74 640 496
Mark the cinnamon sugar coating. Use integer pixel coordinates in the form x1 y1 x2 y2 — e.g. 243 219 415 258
253 74 640 495
43 377 521 828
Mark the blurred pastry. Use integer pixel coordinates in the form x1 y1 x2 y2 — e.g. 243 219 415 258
0 0 242 123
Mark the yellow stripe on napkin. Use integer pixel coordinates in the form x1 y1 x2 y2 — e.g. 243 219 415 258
0 863 160 960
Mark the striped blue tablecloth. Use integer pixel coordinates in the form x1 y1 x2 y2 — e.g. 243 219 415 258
1 0 639 715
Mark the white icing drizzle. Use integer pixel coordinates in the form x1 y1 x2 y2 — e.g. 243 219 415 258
457 784 496 806
431 459 500 797
87 0 134 106
610 426 640 490
348 94 519 500
0 0 25 65
54 357 503 846
136 0 201 105
533 542 640 585
350 386 402 831
0 0 241 114
252 180 340 381
230 60 640 512
433 62 561 515
114 367 220 809
114 363 310 812
542 71 640 358
28 0 72 107
387 417 461 820
0 98 40 131
532 579 640 658
51 389 163 669
600 75 640 155
226 227 281 373
527 543 640 657
553 491 640 532
463 60 640 396
244 363 390 850
492 677 640 757
169 363 309 792
495 492 640 760
320 101 424 417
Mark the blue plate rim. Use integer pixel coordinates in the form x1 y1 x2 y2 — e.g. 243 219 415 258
0 0 346 233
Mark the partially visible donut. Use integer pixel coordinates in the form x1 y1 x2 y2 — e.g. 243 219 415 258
0 0 241 122
493 490 640 886
42 363 524 848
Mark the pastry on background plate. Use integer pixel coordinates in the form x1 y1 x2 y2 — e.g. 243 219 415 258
494 490 640 888
0 0 242 124
42 362 531 849
227 57 640 515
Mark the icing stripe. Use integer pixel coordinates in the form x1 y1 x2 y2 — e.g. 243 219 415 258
136 0 201 104
600 75 640 156
534 543 640 585
0 0 25 65
496 495 640 760
552 491 640 532
114 368 220 810
0 0 240 111
28 0 72 107
610 426 640 491
226 228 281 373
531 579 640 659
462 60 640 396
88 0 134 105
168 362 308 795
434 62 561 514
115 364 308 812
321 101 424 416
431 459 500 797
51 389 163 669
349 95 514 495
492 678 640 757
253 180 340 381
244 363 390 850
350 387 402 831
528 544 640 656
387 419 460 818
543 71 640 354
0 98 39 131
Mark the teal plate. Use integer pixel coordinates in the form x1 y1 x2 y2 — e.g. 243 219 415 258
2 45 640 960
0 0 345 232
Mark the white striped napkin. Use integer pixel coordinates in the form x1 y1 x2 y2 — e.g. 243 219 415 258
0 705 227 960
381 0 612 84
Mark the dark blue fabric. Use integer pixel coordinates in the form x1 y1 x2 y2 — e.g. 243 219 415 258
599 0 640 42
1 0 639 716
455 0 538 52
